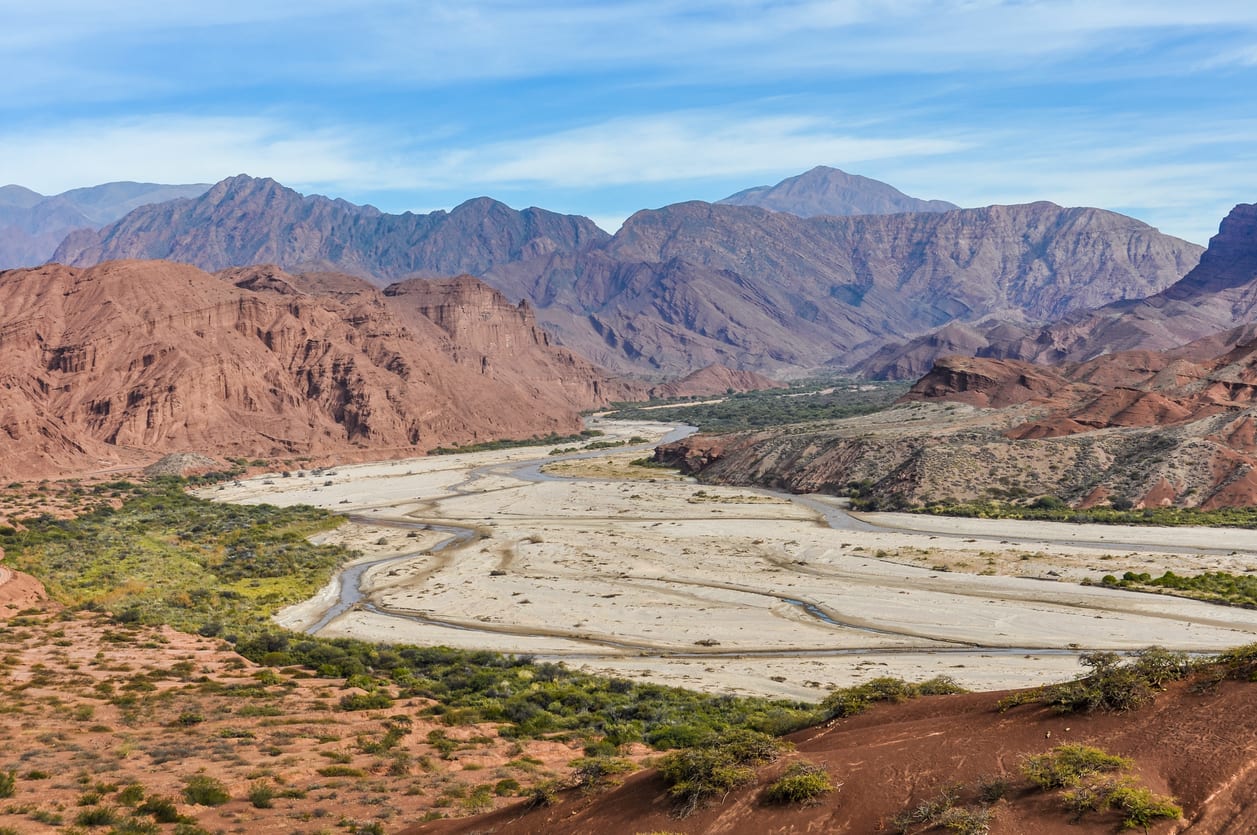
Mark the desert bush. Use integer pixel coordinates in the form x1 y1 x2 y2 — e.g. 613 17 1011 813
137 796 180 823
74 804 119 826
182 775 230 806
657 729 785 816
571 756 638 791
761 761 834 805
822 675 966 720
0 770 13 798
1021 744 1131 790
248 780 275 809
937 806 993 834
523 779 561 808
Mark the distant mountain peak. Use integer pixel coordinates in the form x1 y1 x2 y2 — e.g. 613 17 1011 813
717 166 959 218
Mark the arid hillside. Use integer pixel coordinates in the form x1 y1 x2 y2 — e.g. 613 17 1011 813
0 260 641 480
407 671 1257 834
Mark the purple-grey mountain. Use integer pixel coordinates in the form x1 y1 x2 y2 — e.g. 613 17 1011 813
859 203 1257 379
717 165 959 217
53 174 608 280
0 181 209 269
48 173 1202 377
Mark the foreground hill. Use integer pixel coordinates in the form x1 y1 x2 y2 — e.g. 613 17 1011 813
408 675 1257 834
47 174 1201 377
717 164 959 216
0 181 209 269
0 260 639 480
861 202 1257 379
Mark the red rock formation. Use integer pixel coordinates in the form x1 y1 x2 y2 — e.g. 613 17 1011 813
0 260 638 480
646 365 783 399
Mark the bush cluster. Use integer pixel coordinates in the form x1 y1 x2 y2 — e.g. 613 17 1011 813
657 729 788 816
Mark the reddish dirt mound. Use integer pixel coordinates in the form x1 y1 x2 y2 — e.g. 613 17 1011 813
0 567 46 616
407 679 1257 834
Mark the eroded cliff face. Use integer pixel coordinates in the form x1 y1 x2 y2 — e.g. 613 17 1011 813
0 260 635 480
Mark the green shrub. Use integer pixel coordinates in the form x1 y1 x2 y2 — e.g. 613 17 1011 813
657 730 785 816
0 770 13 799
822 675 966 720
762 761 833 805
75 805 119 826
248 780 275 809
137 796 181 823
937 806 993 834
316 765 366 777
182 775 230 806
1021 745 1131 790
571 756 638 791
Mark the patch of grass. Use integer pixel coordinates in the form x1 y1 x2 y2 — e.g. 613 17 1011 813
1020 744 1131 790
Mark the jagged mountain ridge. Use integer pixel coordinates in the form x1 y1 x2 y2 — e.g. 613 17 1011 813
0 260 641 480
717 164 959 216
490 200 1202 374
0 181 210 269
53 175 609 282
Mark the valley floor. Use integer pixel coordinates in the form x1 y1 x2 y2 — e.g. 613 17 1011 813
205 421 1257 701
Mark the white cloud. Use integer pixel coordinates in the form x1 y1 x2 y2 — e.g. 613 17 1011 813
0 116 386 194
438 114 970 188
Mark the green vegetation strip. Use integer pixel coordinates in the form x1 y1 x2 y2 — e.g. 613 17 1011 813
1100 570 1257 608
601 379 909 433
428 429 603 455
893 497 1257 528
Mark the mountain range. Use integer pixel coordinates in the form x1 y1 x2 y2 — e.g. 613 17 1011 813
43 170 1203 377
0 181 209 269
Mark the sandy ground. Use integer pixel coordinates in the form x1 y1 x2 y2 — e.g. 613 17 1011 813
205 419 1257 702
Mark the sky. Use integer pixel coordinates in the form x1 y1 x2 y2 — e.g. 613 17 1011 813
2 0 1256 243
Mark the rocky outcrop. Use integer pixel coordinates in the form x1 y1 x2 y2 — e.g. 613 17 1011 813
0 182 209 269
717 165 959 216
53 175 608 282
646 365 783 399
0 260 638 480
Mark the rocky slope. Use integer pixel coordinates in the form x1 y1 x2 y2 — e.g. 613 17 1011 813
861 203 1257 378
647 365 784 400
53 174 608 281
408 678 1257 834
717 164 959 216
655 326 1257 510
0 260 639 480
490 200 1201 375
0 181 209 269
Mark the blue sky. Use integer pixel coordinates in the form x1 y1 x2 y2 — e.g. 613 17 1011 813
3 1 1256 243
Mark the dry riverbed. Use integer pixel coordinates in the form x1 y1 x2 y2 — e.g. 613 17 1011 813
206 420 1257 702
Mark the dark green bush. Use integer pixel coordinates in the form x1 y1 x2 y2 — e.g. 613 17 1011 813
182 775 230 806
1021 744 1130 790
